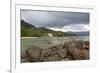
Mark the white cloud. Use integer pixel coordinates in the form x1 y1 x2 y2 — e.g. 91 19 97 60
47 24 89 32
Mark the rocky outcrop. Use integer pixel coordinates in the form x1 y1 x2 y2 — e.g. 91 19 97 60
24 39 90 62
64 40 89 60
41 44 67 61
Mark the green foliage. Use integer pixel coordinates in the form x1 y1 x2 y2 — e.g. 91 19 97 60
21 20 76 37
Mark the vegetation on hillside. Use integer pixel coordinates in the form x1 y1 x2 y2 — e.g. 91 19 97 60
21 20 76 37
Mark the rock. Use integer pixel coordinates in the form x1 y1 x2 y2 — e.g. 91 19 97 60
81 49 89 59
42 49 52 57
68 48 89 60
44 54 61 61
67 41 89 60
41 48 52 61
25 39 90 62
41 47 59 61
21 53 27 58
55 44 64 50
55 44 67 58
67 48 83 60
61 58 70 61
64 39 75 49
83 41 89 50
67 55 74 60
75 40 83 50
25 46 42 62
57 48 67 58
21 57 29 63
63 42 69 49
50 46 58 55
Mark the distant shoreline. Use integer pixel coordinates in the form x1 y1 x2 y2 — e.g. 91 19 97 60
21 37 37 39
21 36 89 40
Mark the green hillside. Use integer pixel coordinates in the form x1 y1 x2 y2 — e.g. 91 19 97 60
21 20 76 37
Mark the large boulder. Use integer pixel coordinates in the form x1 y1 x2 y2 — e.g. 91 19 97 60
67 41 89 60
67 48 84 60
25 46 42 62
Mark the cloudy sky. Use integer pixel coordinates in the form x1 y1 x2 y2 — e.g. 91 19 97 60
21 10 90 32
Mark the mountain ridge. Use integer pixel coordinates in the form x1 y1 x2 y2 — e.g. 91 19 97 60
21 20 89 37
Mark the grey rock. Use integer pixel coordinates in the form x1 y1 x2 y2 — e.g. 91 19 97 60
83 41 89 50
57 48 67 58
67 41 89 60
75 41 83 50
48 40 89 60
55 44 67 58
81 49 89 59
25 46 42 62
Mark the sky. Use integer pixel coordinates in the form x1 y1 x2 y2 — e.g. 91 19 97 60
21 10 90 32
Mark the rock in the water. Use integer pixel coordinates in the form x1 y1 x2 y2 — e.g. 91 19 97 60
25 46 42 62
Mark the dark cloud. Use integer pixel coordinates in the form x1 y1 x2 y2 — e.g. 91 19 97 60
21 10 89 28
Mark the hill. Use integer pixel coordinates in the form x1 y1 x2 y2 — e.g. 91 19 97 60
73 31 89 36
21 20 79 37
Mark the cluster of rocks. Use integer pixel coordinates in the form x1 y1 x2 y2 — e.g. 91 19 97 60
22 39 89 62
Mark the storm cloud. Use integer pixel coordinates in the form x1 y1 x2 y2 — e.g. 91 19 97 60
21 10 89 32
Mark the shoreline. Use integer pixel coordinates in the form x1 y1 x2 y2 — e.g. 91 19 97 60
21 37 37 39
21 36 89 40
